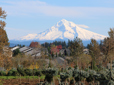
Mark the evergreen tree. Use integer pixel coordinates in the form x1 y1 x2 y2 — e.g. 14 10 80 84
64 49 68 56
88 39 100 70
13 48 21 56
48 47 51 54
108 28 114 39
108 28 114 54
100 28 114 63
51 52 54 58
69 37 83 56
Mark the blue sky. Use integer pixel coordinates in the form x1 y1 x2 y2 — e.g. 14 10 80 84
0 0 114 40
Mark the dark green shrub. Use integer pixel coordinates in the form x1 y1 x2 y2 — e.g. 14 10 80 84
13 48 20 56
7 69 19 76
70 79 74 85
24 69 33 76
93 74 101 81
100 80 114 85
42 68 56 75
0 71 6 76
99 69 109 80
68 67 72 70
107 80 114 85
86 73 94 82
33 69 41 76
42 68 56 83
45 73 53 83
51 52 54 58
17 67 26 76
73 69 89 82
60 72 69 82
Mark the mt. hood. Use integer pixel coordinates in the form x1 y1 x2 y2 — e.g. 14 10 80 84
17 19 107 41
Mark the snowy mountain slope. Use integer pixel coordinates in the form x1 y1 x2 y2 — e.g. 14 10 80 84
16 19 107 41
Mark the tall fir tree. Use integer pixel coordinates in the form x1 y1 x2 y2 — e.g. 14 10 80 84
88 39 100 70
69 37 83 57
101 28 114 63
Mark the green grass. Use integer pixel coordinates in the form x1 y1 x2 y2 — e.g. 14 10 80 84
0 75 45 80
0 83 3 85
0 75 60 80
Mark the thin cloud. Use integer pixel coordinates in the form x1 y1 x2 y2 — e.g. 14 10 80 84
77 25 89 28
5 27 27 32
5 27 36 33
5 27 38 40
1 0 114 18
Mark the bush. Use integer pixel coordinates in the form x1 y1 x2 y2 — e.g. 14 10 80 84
42 68 56 75
86 73 94 82
7 69 19 76
60 72 69 82
42 68 56 83
68 67 72 70
70 79 74 85
33 69 41 76
65 67 73 78
24 69 33 76
73 69 90 82
107 80 114 85
17 67 26 76
45 73 53 83
13 48 20 56
0 71 6 76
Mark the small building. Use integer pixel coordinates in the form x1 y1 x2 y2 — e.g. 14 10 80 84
25 49 40 55
31 52 41 58
20 46 33 53
11 46 20 51
19 46 41 58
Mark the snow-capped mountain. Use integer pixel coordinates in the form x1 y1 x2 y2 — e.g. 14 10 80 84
15 19 107 41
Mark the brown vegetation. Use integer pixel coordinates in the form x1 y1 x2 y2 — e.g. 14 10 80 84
29 42 41 48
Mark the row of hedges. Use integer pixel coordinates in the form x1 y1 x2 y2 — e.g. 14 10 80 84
1 67 114 84
0 67 41 76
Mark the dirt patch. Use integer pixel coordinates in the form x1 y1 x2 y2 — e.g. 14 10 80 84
1 79 60 85
1 79 41 85
0 79 95 85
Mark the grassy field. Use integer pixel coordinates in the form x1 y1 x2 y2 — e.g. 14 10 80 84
0 75 60 79
0 75 45 79
0 76 45 85
0 75 61 85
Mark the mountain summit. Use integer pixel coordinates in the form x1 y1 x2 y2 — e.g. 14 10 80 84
17 19 107 41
